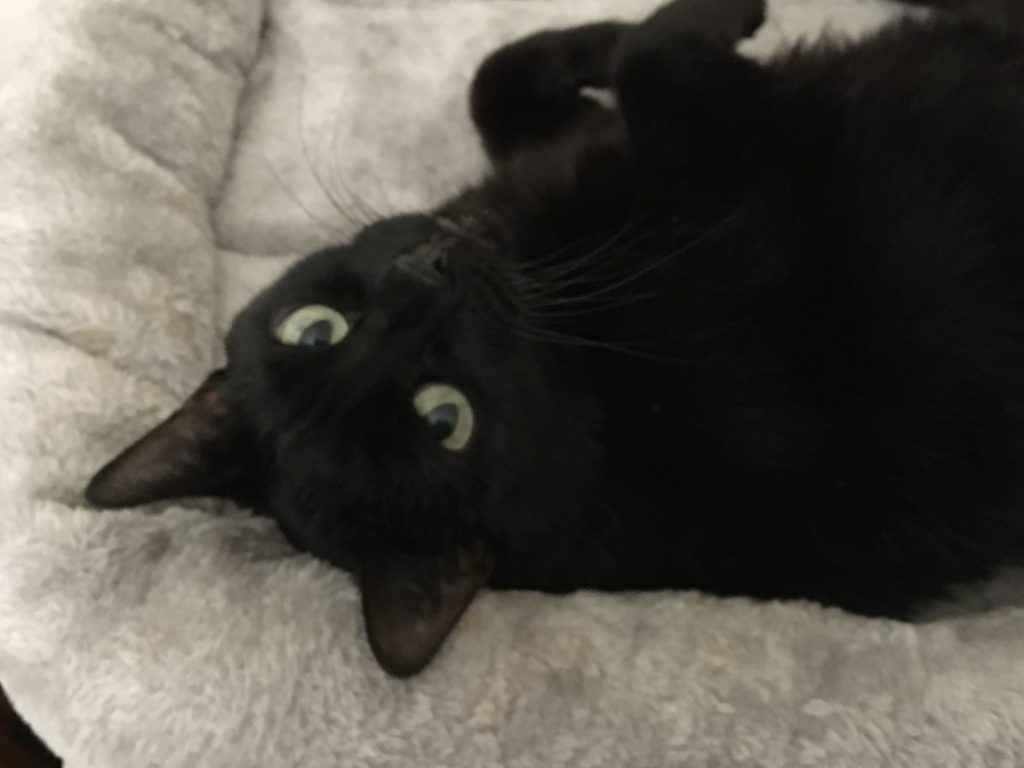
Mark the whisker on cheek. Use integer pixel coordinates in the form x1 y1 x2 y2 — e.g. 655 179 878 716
259 146 348 237
292 58 366 233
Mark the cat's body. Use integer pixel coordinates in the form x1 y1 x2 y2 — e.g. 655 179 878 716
88 0 1024 675
463 5 1024 618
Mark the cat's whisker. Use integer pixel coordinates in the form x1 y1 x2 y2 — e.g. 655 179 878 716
259 146 349 237
510 324 690 365
541 206 742 308
526 291 659 318
518 207 656 281
295 61 367 233
517 212 644 274
323 82 391 227
318 59 401 226
513 222 661 304
526 222 642 284
366 176 405 222
507 314 640 350
518 234 606 274
435 216 500 252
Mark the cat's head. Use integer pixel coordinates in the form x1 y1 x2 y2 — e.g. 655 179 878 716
85 212 602 677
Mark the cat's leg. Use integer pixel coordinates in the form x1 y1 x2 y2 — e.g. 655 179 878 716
470 22 629 164
633 0 766 46
471 1 767 166
611 0 773 204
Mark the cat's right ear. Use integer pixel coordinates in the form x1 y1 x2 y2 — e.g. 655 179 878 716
85 370 258 509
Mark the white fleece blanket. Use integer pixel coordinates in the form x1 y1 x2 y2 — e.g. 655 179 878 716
2 0 1024 766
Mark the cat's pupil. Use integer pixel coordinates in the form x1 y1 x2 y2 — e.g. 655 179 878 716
424 403 459 441
299 319 334 347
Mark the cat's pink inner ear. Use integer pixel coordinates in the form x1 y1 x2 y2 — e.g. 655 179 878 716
360 542 494 678
85 370 239 508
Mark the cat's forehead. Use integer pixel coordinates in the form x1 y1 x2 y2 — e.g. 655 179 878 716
290 214 441 289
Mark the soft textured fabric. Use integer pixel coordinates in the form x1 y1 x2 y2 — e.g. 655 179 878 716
1 0 1023 766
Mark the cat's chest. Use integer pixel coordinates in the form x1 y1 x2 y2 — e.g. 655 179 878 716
582 349 709 466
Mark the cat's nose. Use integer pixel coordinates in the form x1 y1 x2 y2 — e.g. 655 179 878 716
379 248 454 318
391 249 449 288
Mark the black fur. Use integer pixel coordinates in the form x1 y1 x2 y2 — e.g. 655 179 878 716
88 0 1024 674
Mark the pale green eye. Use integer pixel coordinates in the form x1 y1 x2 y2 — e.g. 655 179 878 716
275 305 350 348
413 383 475 452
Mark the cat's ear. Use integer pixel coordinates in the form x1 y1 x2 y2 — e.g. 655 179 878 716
85 370 256 508
360 541 494 678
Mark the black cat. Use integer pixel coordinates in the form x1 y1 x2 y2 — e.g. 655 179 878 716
87 0 1024 677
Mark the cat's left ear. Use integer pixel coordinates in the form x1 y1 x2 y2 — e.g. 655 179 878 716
360 540 494 678
85 370 257 509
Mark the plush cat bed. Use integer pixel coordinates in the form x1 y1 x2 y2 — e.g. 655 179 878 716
2 0 1024 765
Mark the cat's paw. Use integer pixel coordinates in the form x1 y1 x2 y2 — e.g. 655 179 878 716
641 0 767 46
470 22 628 163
